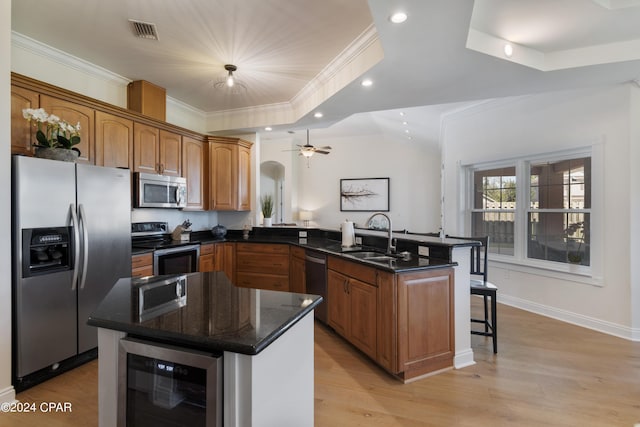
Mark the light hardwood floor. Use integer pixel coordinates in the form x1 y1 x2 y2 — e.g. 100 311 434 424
4 300 640 426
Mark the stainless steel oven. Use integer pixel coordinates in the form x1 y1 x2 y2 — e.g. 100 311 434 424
153 245 200 275
118 337 222 427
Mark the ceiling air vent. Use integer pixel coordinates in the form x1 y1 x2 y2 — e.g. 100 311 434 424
129 19 159 40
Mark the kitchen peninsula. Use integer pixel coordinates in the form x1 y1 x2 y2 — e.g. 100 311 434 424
88 272 322 427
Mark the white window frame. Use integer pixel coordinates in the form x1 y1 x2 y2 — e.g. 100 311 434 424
463 145 603 286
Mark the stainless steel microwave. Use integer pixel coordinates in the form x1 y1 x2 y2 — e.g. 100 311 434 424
134 172 187 208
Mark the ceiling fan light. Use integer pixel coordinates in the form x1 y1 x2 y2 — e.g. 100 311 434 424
301 150 314 158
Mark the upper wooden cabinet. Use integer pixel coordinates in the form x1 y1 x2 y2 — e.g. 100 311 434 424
182 136 205 210
11 86 39 156
95 111 133 169
133 124 181 176
40 95 95 164
208 137 253 211
159 130 182 176
127 80 166 122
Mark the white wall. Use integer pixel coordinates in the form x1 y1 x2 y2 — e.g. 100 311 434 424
442 85 639 338
1 1 15 404
262 133 442 232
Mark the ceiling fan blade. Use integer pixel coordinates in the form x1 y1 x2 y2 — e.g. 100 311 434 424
318 146 332 150
315 150 330 154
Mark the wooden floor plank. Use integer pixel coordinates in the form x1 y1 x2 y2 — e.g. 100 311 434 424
3 299 640 426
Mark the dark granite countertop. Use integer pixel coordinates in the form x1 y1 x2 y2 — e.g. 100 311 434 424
88 271 322 355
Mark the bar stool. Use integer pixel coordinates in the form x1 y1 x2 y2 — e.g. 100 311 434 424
447 235 497 353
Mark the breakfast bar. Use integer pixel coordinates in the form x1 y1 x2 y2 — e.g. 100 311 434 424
88 272 322 427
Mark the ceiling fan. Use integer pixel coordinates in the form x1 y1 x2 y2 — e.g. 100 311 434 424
285 130 332 166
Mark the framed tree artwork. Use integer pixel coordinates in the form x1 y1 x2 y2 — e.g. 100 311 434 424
340 177 390 212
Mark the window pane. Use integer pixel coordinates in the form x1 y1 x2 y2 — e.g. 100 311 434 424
530 157 590 209
474 167 516 209
528 212 590 265
471 211 515 256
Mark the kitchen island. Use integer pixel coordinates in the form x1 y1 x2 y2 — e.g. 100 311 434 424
88 272 322 427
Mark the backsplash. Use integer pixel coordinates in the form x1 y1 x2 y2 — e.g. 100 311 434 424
131 208 219 232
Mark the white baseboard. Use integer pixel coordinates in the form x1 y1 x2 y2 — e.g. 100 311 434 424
0 385 16 404
499 294 640 341
454 348 475 369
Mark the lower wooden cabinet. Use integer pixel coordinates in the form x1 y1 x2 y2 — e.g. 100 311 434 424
328 255 454 381
199 243 215 272
328 257 378 360
289 246 306 294
131 252 153 278
235 243 289 291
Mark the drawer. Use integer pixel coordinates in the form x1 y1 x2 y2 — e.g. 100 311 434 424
328 256 377 285
236 242 289 255
132 253 152 269
200 243 214 255
132 264 153 278
290 246 305 259
236 272 289 292
236 254 289 275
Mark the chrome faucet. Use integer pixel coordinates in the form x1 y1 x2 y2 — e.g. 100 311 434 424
366 212 396 254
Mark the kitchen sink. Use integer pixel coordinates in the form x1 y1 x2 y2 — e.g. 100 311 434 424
347 251 411 262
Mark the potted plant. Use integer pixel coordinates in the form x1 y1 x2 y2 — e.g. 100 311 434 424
565 221 585 264
261 194 274 226
23 108 82 161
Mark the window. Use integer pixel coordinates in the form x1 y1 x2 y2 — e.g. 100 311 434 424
471 167 516 256
469 152 592 269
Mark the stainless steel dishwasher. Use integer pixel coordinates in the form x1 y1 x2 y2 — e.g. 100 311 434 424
305 250 327 324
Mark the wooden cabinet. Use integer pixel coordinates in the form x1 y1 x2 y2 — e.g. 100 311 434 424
220 242 236 283
127 80 166 121
133 124 181 176
327 256 378 360
159 130 182 176
289 246 306 294
235 243 289 291
95 111 133 169
182 136 205 210
40 95 94 164
395 268 455 379
199 243 215 272
131 252 153 278
11 85 39 156
208 137 252 211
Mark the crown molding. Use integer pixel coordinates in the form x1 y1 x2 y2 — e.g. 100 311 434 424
12 31 131 86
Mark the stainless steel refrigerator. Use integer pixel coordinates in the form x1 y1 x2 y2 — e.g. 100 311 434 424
12 155 131 386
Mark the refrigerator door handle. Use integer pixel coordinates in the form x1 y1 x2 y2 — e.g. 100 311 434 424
79 204 89 290
70 204 80 291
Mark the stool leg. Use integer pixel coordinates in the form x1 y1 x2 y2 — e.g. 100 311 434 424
491 292 497 354
483 295 489 333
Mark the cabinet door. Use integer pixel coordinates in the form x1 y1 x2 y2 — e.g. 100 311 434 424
159 130 181 176
133 122 159 173
289 254 306 294
95 111 133 169
221 242 236 282
209 143 236 210
327 269 349 337
238 144 252 210
349 278 377 359
182 136 205 210
11 86 38 156
397 269 454 373
40 95 94 164
199 254 215 272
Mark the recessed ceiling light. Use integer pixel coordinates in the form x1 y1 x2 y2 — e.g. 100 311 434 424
314 112 323 118
361 79 373 87
402 121 408 125
390 12 408 24
399 112 405 116
404 129 410 134
265 127 272 131
503 43 513 58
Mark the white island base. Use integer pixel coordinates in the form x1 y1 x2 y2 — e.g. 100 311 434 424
96 313 315 427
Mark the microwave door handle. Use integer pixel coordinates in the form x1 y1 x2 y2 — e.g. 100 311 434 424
70 204 80 291
79 204 89 290
176 186 183 206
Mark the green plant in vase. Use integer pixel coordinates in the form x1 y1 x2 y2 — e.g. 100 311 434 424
261 194 274 225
